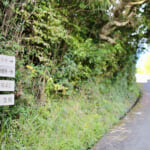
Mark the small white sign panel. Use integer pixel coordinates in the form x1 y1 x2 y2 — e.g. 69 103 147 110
0 80 15 91
0 66 15 77
0 55 15 67
0 94 14 106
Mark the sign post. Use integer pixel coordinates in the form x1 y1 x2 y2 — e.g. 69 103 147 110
0 55 15 106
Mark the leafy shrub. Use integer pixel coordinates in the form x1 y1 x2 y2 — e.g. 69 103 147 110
0 0 142 98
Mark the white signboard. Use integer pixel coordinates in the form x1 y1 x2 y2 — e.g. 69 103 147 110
0 55 15 67
0 55 16 106
0 94 14 106
0 66 15 77
0 80 15 91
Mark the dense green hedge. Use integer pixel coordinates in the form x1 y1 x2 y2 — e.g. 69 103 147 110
0 1 149 149
0 0 149 98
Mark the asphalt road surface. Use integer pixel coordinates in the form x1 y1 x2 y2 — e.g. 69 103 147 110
92 83 150 150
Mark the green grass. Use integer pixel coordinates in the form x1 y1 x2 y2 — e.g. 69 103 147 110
0 81 139 150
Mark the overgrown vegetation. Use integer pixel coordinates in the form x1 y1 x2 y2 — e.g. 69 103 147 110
0 80 139 150
0 0 148 98
0 0 150 149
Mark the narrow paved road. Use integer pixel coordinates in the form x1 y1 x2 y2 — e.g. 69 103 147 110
92 83 150 150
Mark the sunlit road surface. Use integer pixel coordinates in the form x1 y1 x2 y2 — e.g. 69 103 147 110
136 73 150 83
92 83 150 150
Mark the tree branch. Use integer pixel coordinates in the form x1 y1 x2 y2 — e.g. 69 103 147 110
99 34 116 44
129 0 148 6
99 0 147 44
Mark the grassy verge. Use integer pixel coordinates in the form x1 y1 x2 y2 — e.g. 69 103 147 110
0 80 140 150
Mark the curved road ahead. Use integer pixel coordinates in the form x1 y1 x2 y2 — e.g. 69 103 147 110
92 83 150 150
